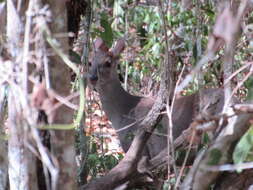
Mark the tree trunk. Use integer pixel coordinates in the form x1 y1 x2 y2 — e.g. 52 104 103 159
45 0 77 189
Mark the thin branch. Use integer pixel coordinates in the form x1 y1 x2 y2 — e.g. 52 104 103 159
175 128 196 189
206 161 253 172
224 61 252 85
166 64 186 183
43 41 51 89
30 127 59 190
74 78 85 127
176 52 214 93
217 0 250 138
22 0 34 97
157 0 176 185
233 103 253 113
227 70 253 104
45 28 80 74
180 113 251 190
223 0 249 111
47 90 79 113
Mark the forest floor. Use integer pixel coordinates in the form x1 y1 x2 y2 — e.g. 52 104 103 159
86 88 124 155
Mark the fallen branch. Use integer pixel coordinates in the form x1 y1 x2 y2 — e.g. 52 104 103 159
81 105 165 190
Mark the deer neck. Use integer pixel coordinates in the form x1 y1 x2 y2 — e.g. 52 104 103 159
96 77 141 130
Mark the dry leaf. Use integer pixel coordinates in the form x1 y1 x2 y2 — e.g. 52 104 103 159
31 82 57 123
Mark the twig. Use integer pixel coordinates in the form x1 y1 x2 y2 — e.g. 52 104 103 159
116 110 169 134
74 78 85 127
124 61 128 91
206 161 253 172
123 10 129 91
43 47 51 89
45 28 80 75
222 0 249 111
227 69 253 104
157 0 176 185
78 0 92 186
22 0 34 97
180 2 251 187
219 0 249 137
30 127 59 190
233 103 253 113
167 64 186 183
47 91 80 114
224 61 252 85
176 52 214 93
181 113 251 190
116 116 144 133
175 129 196 189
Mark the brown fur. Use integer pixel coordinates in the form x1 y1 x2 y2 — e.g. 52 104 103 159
88 38 226 159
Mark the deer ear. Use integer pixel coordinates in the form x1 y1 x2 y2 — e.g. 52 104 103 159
110 39 125 58
94 38 109 52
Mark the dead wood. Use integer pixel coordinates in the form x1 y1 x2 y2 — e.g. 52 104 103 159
181 112 252 190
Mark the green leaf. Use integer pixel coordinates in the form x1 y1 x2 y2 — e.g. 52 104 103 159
203 25 209 36
88 154 100 167
202 132 210 144
113 0 124 17
151 43 160 57
202 7 215 18
208 148 222 165
233 126 253 167
99 12 113 47
193 42 198 61
102 155 118 170
144 13 150 23
69 50 81 65
91 142 98 153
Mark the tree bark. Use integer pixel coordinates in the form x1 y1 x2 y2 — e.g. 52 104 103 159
45 0 77 189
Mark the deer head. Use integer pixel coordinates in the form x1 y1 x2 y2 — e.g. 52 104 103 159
88 38 125 88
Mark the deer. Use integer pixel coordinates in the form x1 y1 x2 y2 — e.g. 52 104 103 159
88 38 227 159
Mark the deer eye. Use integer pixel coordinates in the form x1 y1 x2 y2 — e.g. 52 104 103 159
104 61 111 67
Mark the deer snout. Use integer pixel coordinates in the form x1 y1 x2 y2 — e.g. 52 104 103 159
89 74 98 82
88 70 98 86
